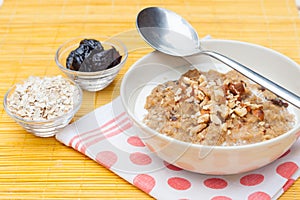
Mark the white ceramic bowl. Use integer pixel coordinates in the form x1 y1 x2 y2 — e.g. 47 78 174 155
120 39 300 175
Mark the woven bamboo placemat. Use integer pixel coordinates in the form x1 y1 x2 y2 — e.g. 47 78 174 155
0 0 300 199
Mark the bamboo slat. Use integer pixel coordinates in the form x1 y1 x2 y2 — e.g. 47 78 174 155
1 0 300 199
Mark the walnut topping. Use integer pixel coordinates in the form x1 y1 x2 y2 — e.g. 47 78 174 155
190 124 207 135
197 114 210 123
183 76 192 85
144 69 294 146
196 90 205 101
243 102 263 110
234 106 248 117
186 86 193 97
174 95 181 102
185 96 194 103
227 81 246 95
198 74 207 83
210 114 222 125
221 123 228 132
252 109 264 121
175 88 182 96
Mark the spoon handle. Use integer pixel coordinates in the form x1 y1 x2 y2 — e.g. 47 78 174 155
201 50 300 109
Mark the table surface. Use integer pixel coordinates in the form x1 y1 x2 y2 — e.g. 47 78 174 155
1 0 300 199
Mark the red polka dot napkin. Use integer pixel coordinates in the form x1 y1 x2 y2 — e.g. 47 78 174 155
56 97 300 200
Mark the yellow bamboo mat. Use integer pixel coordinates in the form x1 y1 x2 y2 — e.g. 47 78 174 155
1 0 300 199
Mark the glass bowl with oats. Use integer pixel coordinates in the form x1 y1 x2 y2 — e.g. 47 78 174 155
120 39 300 175
3 75 82 137
55 36 128 91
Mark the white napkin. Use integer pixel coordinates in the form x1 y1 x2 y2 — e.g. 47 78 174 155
0 0 3 7
56 96 300 200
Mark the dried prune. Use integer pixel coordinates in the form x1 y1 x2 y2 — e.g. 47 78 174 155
66 39 122 72
80 47 122 72
169 115 178 121
80 39 104 51
270 98 289 108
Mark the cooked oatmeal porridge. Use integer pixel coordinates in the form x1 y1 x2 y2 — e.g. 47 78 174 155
143 69 295 146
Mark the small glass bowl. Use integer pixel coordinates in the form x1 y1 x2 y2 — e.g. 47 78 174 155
55 36 128 92
3 77 82 137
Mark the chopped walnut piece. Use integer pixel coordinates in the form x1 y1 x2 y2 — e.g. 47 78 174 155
186 86 193 97
182 77 192 85
175 88 182 96
190 124 207 135
228 82 245 95
221 123 228 132
196 90 205 101
252 109 264 121
198 74 207 83
210 114 222 125
234 106 248 117
199 96 210 107
197 114 210 123
200 109 210 115
244 102 263 110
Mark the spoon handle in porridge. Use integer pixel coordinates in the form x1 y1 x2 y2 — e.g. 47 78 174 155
200 50 300 109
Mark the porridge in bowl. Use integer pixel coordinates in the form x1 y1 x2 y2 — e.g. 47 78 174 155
144 69 295 146
121 40 300 174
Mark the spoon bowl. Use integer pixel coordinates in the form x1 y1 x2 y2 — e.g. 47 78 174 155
136 7 199 56
136 7 300 108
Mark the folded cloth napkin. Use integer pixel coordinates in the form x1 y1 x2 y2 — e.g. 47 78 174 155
56 96 300 200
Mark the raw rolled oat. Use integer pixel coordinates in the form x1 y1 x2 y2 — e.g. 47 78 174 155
7 75 77 121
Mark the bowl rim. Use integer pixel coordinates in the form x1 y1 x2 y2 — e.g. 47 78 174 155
3 76 83 123
121 38 300 150
55 35 128 76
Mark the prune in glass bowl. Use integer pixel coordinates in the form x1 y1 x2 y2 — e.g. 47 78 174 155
55 36 128 91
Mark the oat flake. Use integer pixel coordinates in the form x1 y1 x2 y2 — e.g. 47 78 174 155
7 76 77 121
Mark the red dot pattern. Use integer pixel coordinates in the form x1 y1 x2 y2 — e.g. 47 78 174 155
248 191 271 200
78 113 300 200
133 174 156 193
240 174 264 186
278 149 291 159
164 161 183 171
211 196 232 200
93 146 299 199
95 151 117 169
204 178 228 189
168 177 191 190
276 162 299 179
282 179 295 192
127 136 145 147
130 152 152 165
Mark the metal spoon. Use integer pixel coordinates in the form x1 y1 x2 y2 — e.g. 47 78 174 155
136 7 300 109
